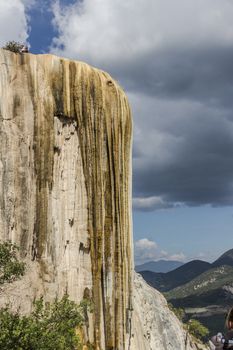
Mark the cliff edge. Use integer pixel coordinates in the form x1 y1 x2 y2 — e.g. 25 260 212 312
0 49 133 349
0 49 208 350
131 273 208 350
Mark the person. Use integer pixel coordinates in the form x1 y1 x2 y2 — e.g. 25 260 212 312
209 307 233 349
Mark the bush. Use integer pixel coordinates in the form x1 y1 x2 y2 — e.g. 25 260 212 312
168 303 185 321
0 295 91 350
168 303 209 342
0 241 25 284
2 41 24 53
0 242 94 348
187 319 209 341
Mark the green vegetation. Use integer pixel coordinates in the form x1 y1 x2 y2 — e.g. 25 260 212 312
0 241 93 349
168 303 209 342
0 295 90 350
187 319 209 342
0 241 25 284
2 41 23 53
168 303 185 321
188 313 226 338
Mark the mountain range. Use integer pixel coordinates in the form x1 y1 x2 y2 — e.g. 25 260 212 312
135 260 184 273
139 249 233 292
139 260 211 292
139 249 233 336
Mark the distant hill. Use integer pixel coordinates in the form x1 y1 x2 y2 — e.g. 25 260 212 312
139 260 211 292
139 248 233 337
166 265 233 302
139 249 233 293
135 260 184 273
166 265 233 336
212 249 233 268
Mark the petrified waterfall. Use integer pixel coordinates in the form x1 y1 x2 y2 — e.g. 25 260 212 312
0 49 209 350
0 49 133 349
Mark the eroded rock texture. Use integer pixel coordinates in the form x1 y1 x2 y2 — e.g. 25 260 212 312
0 49 133 350
131 274 208 350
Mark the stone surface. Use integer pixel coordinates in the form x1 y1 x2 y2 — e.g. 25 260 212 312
0 49 133 349
131 274 208 350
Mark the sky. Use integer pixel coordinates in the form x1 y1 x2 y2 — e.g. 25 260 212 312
1 0 233 264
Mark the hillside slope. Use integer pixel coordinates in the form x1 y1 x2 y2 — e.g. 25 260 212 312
166 265 233 301
166 265 233 336
140 260 211 291
212 249 233 268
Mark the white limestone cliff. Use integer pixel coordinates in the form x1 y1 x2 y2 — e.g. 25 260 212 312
0 49 208 350
131 274 208 350
0 49 133 349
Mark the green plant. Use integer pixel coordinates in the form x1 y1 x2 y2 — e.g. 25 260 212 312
168 303 209 343
168 303 185 321
187 319 209 341
2 41 23 53
0 241 94 349
0 295 91 350
0 241 25 284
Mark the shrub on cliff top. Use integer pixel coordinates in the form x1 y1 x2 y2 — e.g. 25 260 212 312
2 41 24 53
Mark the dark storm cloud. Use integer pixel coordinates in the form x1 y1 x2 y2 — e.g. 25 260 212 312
51 0 233 210
110 46 233 109
100 44 233 210
131 93 233 209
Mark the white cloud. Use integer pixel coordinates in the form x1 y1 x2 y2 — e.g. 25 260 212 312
51 0 233 67
135 238 158 250
0 0 29 46
133 196 184 211
133 196 173 210
134 238 186 264
134 238 159 264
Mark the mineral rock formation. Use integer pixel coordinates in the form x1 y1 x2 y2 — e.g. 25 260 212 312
0 49 133 349
0 49 208 350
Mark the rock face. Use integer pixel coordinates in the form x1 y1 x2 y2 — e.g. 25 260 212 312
0 49 133 349
131 274 208 350
0 49 208 350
